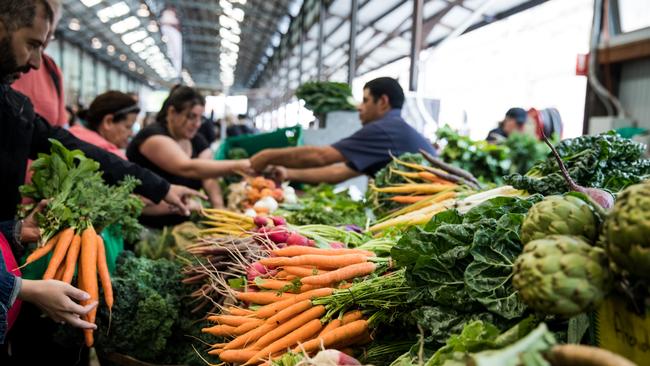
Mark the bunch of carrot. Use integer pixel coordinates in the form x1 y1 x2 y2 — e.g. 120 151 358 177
201 246 381 364
200 208 255 237
21 224 112 347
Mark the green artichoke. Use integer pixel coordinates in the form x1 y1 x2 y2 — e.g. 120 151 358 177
513 235 611 316
520 195 599 244
603 181 650 278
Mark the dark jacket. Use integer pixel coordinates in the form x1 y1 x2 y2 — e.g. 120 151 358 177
0 84 170 343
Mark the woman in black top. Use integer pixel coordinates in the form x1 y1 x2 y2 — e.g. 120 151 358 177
127 86 249 227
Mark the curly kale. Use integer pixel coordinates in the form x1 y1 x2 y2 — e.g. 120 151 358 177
505 131 650 195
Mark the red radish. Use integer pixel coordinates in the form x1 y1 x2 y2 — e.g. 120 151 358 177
247 261 270 282
271 216 287 226
308 239 316 247
540 130 614 209
310 349 361 365
267 227 290 244
254 216 272 228
329 241 345 249
285 232 310 246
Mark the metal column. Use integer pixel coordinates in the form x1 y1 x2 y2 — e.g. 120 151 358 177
409 0 424 91
316 0 326 81
298 12 305 85
347 0 358 85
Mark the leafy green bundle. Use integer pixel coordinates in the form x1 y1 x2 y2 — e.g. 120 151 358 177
278 184 368 227
391 195 542 343
505 131 650 195
295 81 356 116
19 139 144 243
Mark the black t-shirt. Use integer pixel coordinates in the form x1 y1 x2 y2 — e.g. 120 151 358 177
486 127 507 142
126 122 209 228
331 109 436 176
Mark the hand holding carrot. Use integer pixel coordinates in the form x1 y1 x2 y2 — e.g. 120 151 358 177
18 279 98 329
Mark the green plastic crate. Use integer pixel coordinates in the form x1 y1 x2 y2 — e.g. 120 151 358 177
214 125 303 160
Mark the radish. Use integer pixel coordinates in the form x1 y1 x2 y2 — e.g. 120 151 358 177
247 261 270 282
271 216 287 226
285 232 310 246
329 241 345 249
254 215 272 228
307 349 361 365
541 131 614 209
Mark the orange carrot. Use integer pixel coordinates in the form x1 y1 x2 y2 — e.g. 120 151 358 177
208 315 257 327
317 319 341 337
253 288 333 319
53 262 66 281
252 305 325 350
389 195 433 203
256 279 295 291
341 310 364 324
282 266 330 277
266 299 312 326
418 171 453 184
81 226 98 347
62 234 81 284
271 247 375 258
292 319 368 354
222 323 275 350
233 319 265 334
202 324 239 337
227 307 255 316
260 254 369 269
96 235 112 313
300 262 376 286
247 318 323 365
43 228 75 280
19 232 61 268
234 291 296 305
218 349 259 363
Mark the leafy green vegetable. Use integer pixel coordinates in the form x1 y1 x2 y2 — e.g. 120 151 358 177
425 320 501 366
19 139 144 243
504 133 550 175
469 323 556 366
227 147 249 159
278 184 368 227
295 81 356 116
505 131 650 195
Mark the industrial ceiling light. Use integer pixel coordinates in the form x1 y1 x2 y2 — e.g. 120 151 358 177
68 18 81 31
137 67 144 74
97 1 130 23
119 54 127 62
91 37 102 49
136 5 150 17
147 21 159 33
107 44 116 55
128 61 136 70
110 16 141 34
121 29 148 45
130 42 146 53
80 0 102 7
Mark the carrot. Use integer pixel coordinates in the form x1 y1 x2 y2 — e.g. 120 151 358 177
18 232 61 269
291 319 368 354
42 228 75 280
253 288 333 319
234 291 296 305
317 319 341 337
62 234 81 284
202 324 239 337
283 266 330 277
256 279 295 291
342 310 364 324
252 305 325 350
81 226 98 347
53 262 66 281
247 319 323 365
208 315 257 327
222 323 275 350
300 262 376 286
266 299 312 326
372 183 452 194
217 349 259 363
299 284 323 293
260 254 369 269
389 195 433 203
234 319 265 334
418 171 453 184
271 247 375 258
227 307 255 317
96 235 113 316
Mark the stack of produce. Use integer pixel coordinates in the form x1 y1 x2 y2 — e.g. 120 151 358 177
295 81 357 117
226 176 297 215
18 140 144 346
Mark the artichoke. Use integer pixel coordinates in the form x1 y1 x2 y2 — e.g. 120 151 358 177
603 181 650 278
513 235 611 316
520 195 599 244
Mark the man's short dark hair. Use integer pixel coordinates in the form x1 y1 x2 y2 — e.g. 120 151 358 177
363 77 405 109
0 0 54 33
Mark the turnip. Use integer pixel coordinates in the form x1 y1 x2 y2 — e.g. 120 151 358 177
541 132 614 209
285 232 310 246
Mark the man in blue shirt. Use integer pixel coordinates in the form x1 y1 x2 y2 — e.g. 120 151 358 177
250 77 435 184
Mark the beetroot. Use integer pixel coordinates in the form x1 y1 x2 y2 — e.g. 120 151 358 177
329 241 345 249
541 131 614 209
271 216 287 226
285 232 310 246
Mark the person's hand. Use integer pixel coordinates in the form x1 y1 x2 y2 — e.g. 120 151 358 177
21 200 47 243
268 165 289 183
164 185 208 216
185 198 204 212
250 151 270 172
19 279 97 329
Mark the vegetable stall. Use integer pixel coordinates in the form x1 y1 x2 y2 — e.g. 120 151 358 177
16 130 650 366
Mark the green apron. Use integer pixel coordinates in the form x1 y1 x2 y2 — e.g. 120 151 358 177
20 225 124 280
